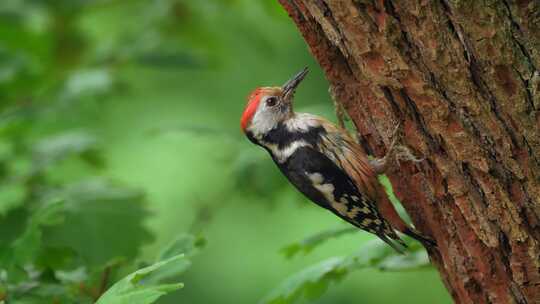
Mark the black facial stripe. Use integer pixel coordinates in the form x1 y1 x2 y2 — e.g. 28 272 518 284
262 122 326 149
244 130 257 144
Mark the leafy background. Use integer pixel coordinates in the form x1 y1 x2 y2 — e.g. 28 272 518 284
0 0 451 303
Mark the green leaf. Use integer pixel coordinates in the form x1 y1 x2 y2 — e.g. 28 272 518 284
146 233 206 284
0 138 14 161
29 283 69 300
36 246 77 270
63 68 113 99
32 131 101 171
281 227 356 259
260 257 348 304
157 233 206 261
96 254 184 304
0 199 64 285
344 240 396 268
42 179 153 267
0 182 25 216
10 198 65 265
0 207 30 250
377 249 431 271
262 240 431 304
55 267 88 284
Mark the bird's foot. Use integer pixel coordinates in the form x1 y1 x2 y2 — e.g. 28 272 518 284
370 121 424 174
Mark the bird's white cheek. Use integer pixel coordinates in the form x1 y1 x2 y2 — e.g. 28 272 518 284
250 108 278 136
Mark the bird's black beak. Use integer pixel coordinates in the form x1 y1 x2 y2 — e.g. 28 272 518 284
282 67 308 102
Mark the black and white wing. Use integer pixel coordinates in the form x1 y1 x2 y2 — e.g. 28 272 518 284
278 145 406 252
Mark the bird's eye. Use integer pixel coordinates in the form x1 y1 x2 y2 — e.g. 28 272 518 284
266 97 278 107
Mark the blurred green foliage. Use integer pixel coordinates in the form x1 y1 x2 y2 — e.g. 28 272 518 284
95 254 185 304
0 0 451 303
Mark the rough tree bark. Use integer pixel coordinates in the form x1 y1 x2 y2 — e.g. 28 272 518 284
277 1 540 303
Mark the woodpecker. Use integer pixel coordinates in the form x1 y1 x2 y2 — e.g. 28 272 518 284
240 67 435 253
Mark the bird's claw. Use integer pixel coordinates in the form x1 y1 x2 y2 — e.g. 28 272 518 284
371 120 424 174
393 145 425 165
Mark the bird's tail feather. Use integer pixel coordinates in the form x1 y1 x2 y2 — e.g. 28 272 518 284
402 227 437 248
378 231 407 254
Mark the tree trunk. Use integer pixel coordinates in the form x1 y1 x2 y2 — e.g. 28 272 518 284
277 1 540 303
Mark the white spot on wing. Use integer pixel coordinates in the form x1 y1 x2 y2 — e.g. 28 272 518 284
310 178 335 197
308 172 350 217
308 172 324 184
308 172 376 223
